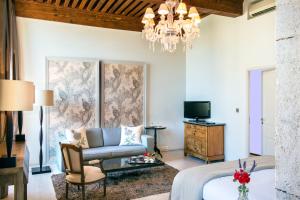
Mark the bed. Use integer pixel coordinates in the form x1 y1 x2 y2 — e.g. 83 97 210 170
170 156 275 200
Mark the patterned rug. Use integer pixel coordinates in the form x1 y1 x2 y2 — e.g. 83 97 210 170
51 165 178 200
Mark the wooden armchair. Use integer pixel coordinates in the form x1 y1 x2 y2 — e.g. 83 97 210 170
60 143 106 199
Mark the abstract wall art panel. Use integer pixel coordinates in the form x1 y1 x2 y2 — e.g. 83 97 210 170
101 62 146 128
46 58 100 163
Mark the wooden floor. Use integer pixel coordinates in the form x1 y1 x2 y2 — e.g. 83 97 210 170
3 150 205 200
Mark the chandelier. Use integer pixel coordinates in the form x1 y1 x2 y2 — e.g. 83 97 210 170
142 0 201 53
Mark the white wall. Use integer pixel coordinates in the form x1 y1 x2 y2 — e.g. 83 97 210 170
186 10 276 160
17 17 186 165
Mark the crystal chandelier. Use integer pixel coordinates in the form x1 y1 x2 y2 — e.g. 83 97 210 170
142 0 201 53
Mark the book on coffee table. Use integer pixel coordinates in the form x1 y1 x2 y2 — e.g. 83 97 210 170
129 155 157 164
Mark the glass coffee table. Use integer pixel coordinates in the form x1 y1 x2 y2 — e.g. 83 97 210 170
100 156 164 174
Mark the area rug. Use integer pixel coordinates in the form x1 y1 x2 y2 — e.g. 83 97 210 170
51 165 178 200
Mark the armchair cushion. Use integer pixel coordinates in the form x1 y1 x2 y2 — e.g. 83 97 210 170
66 166 105 184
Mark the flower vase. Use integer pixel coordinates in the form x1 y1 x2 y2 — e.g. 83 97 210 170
238 185 249 200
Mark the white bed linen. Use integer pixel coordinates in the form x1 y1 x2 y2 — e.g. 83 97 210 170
203 169 275 200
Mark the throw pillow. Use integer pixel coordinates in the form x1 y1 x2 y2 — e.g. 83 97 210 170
119 125 143 146
65 127 89 149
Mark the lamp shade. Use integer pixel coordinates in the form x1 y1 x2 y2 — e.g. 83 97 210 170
142 17 148 24
194 15 201 25
176 2 187 15
36 90 54 106
144 8 155 19
0 80 35 111
158 3 169 15
188 7 199 18
148 18 155 26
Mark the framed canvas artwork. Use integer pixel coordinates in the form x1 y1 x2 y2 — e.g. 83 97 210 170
46 58 100 163
101 61 147 128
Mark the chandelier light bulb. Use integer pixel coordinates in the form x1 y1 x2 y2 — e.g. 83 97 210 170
158 3 169 15
188 7 199 18
144 8 155 19
176 2 187 15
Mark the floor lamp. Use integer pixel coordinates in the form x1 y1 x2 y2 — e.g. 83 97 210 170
32 90 54 175
0 80 35 168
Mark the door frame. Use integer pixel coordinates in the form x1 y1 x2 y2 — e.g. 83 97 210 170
247 66 276 156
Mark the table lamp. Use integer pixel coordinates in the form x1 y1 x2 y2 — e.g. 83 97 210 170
32 90 54 175
0 79 35 168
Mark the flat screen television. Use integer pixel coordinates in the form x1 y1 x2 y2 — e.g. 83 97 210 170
184 101 211 121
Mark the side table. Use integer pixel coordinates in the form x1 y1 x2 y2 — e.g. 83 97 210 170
0 142 29 200
145 126 166 158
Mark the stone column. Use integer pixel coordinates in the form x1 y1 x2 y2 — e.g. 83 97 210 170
276 0 300 199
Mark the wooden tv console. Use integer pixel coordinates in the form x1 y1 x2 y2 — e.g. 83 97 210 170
184 121 225 164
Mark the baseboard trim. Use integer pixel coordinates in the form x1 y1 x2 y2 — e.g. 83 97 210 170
159 148 184 152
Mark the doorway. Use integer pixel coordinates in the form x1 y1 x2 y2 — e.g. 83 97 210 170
249 68 276 156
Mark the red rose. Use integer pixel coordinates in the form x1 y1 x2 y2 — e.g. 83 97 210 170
246 176 251 183
233 170 240 181
238 172 250 184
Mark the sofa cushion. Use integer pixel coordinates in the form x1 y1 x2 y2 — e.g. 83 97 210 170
65 127 89 149
82 146 146 161
66 166 105 184
82 147 112 161
102 128 121 146
119 125 143 146
86 128 103 148
111 145 146 157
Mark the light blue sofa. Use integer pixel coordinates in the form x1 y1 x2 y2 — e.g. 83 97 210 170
59 128 154 171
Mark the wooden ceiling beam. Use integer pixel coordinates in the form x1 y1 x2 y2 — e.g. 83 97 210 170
78 0 88 9
71 0 79 8
86 0 97 11
101 0 116 13
108 0 125 14
15 0 143 32
140 0 244 17
55 0 61 6
129 2 148 17
123 0 141 16
134 3 153 17
94 0 106 12
114 0 134 15
64 0 71 7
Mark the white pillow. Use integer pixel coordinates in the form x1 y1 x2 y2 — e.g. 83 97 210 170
119 125 143 146
65 127 89 149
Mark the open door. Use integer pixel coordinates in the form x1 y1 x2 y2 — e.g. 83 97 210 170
262 70 276 155
249 68 275 156
249 69 263 155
